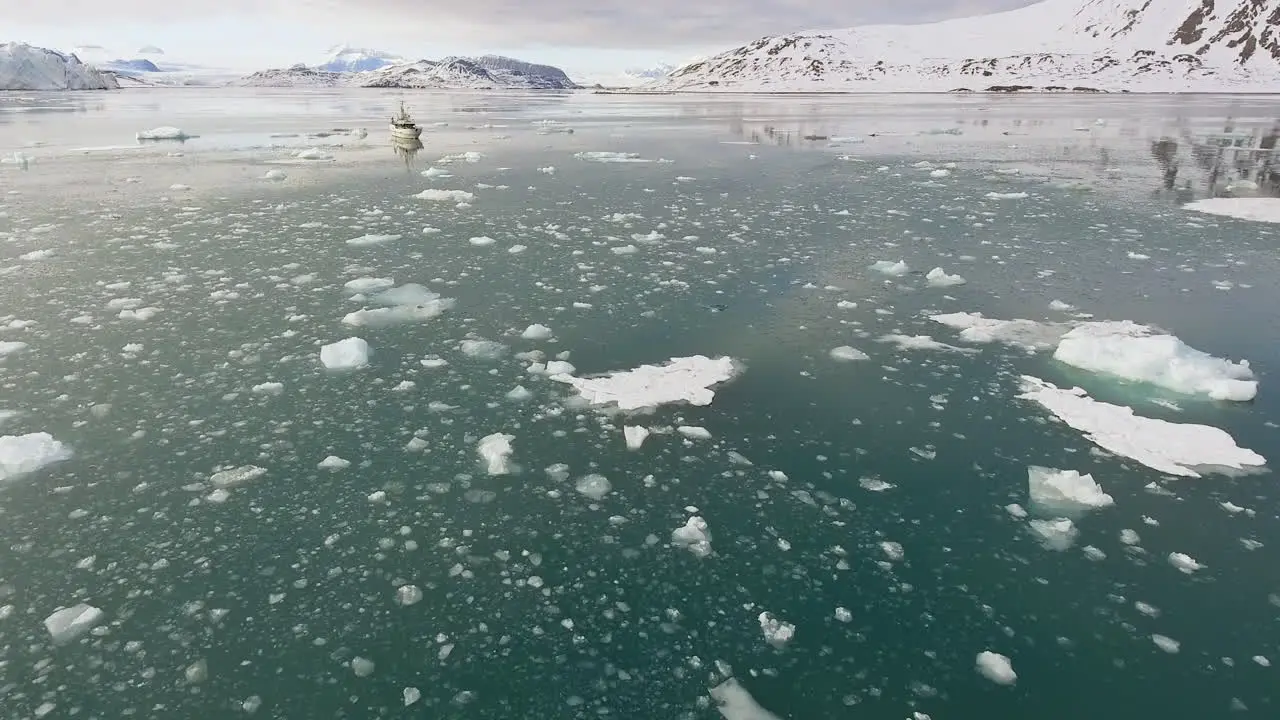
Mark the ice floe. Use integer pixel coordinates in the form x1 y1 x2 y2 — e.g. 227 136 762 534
0 432 72 483
477 433 514 475
44 603 104 644
574 151 651 163
414 189 474 203
975 651 1017 685
929 312 1067 351
623 425 650 449
758 611 795 647
1017 376 1266 478
829 345 869 362
671 516 712 557
925 267 966 287
870 259 909 276
1028 517 1079 551
1183 197 1280 224
320 337 371 370
342 283 455 328
135 126 190 141
1026 466 1114 519
552 355 739 411
709 677 781 720
1053 321 1257 402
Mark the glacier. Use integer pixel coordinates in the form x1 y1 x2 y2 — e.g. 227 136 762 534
0 42 118 91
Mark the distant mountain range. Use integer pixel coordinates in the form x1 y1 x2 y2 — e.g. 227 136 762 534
644 0 1280 92
236 54 580 90
317 45 405 72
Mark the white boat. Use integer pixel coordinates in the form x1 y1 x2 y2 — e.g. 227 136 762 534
390 101 422 140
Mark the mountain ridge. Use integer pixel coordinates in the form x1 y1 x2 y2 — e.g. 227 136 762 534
644 0 1280 92
236 54 579 90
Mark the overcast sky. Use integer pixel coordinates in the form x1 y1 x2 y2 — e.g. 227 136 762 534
8 0 1039 75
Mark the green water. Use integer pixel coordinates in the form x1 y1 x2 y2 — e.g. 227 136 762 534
0 91 1278 719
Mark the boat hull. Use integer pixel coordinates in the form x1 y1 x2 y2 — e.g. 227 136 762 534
390 124 422 140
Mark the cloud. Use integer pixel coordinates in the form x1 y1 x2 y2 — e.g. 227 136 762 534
12 0 1041 50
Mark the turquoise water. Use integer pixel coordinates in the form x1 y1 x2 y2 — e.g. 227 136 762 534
0 90 1277 719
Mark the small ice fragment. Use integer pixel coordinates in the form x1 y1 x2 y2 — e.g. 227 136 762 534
925 267 966 287
1152 634 1181 653
623 425 649 450
709 677 781 720
829 345 869 362
209 465 266 488
574 473 612 500
758 611 795 647
521 323 553 340
1027 466 1113 519
834 607 852 622
395 585 423 606
870 260 909 276
880 541 905 561
1168 552 1204 574
1028 517 1078 551
671 516 712 557
184 659 208 684
477 433 514 475
975 651 1016 685
250 382 283 395
404 687 422 706
506 385 533 402
677 425 712 440
351 657 376 677
0 432 72 482
319 337 370 370
44 603 104 644
317 456 351 471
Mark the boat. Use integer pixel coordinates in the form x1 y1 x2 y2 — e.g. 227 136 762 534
390 101 422 140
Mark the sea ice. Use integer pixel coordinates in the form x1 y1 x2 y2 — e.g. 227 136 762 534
870 260 909 276
521 324 553 340
44 603 104 644
1027 465 1114 519
929 312 1066 351
758 612 795 647
320 337 370 370
0 432 72 482
1018 376 1266 478
318 455 351 471
460 339 507 360
135 126 189 140
574 151 651 163
477 433 514 475
209 465 266 488
414 189 475 203
1183 197 1280 224
344 277 395 294
926 267 966 287
1052 321 1257 401
975 651 1017 685
677 425 712 440
671 516 712 557
709 677 781 720
346 233 402 246
1028 517 1079 551
829 345 869 362
553 355 739 411
623 425 650 449
575 473 612 500
1168 552 1204 574
0 340 28 356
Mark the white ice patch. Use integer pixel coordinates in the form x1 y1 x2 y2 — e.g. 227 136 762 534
677 425 712 440
671 515 712 557
1028 517 1079 551
521 324 553 341
929 312 1067 351
870 260 909 276
1052 321 1257 402
136 126 189 140
709 677 781 720
318 455 351 471
460 339 508 360
925 267 966 287
320 337 371 370
574 151 651 163
975 651 1017 685
575 473 612 500
0 341 28 357
342 284 455 328
553 355 739 411
414 189 475 203
1168 552 1204 574
0 432 72 483
1183 197 1280 224
623 425 650 450
346 233 402 246
1027 465 1114 519
829 345 869 362
44 603 104 644
477 433 514 475
758 612 795 647
877 334 976 353
1018 376 1265 478
344 277 395 294
209 465 266 488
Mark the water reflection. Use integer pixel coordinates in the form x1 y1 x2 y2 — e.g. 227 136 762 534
392 136 423 171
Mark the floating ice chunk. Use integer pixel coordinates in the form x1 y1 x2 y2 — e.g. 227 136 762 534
396 585 423 606
136 126 189 140
1168 552 1204 574
403 687 422 706
342 299 453 328
0 432 72 482
929 312 1066 351
295 147 333 161
346 233 402 246
184 659 208 684
344 277 395 294
460 339 507 360
671 516 712 557
870 260 909 276
1027 466 1113 519
414 189 475 203
985 191 1028 199
758 612 795 647
925 267 966 287
1049 300 1075 311
623 425 649 450
1017 376 1266 477
260 169 287 182
251 382 283 395
1028 517 1078 551
351 657 375 677
505 385 533 402
44 603 104 644
320 337 370 370
477 433 514 475
975 651 1017 685
544 360 576 375
575 473 612 500
574 151 650 163
521 324 553 340
318 455 351 471
0 340 28 356
709 677 781 720
829 345 869 362
1052 321 1256 402
1183 197 1280 224
877 334 975 353
678 425 712 440
210 465 266 488
553 355 739 411
371 283 443 307
469 236 496 246
880 541 904 561
1152 634 1181 653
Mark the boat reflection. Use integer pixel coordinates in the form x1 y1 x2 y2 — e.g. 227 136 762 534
392 136 423 171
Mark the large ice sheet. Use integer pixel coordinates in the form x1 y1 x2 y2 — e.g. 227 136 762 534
552 355 739 410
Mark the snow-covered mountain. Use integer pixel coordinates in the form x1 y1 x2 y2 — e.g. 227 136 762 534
237 54 579 89
645 0 1280 92
318 45 405 72
0 42 118 90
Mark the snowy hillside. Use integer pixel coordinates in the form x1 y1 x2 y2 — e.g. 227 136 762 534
0 43 118 90
237 55 579 89
646 0 1280 92
319 45 405 72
